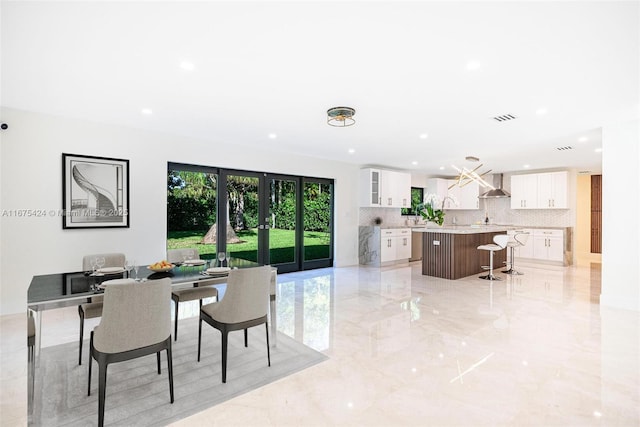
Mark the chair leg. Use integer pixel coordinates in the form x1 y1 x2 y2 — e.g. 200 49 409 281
78 307 85 365
197 316 202 362
265 322 271 367
157 352 161 374
98 361 108 427
166 340 174 404
221 330 228 383
173 297 179 341
244 328 248 347
87 331 93 396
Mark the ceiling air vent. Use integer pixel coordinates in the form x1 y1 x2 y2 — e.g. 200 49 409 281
492 114 517 122
556 146 573 151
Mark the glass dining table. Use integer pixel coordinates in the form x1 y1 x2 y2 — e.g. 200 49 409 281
28 257 277 360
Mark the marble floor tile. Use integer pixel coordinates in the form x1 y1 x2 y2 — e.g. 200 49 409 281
1 261 639 426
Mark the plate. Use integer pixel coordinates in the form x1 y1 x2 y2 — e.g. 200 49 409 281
97 267 125 274
205 267 231 275
148 264 175 272
183 259 206 266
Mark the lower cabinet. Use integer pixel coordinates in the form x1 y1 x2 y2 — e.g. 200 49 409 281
510 228 565 264
380 228 412 263
532 229 564 262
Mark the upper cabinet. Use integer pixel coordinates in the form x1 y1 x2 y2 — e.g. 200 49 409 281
511 171 568 209
360 168 382 207
510 174 538 209
360 168 411 208
537 171 567 208
446 180 480 210
426 178 479 210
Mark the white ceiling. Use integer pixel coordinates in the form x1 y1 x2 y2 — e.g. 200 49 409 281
3 1 639 175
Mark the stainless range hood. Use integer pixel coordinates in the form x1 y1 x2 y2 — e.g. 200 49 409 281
479 173 511 198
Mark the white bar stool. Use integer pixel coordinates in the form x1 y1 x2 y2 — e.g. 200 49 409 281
477 234 509 280
503 232 530 275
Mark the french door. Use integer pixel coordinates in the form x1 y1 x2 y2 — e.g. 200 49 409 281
186 167 332 273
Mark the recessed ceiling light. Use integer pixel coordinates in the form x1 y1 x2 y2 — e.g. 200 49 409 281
180 61 195 71
348 148 355 154
595 147 603 153
141 108 153 115
536 108 548 115
419 133 429 139
439 166 445 170
411 161 418 165
466 60 481 70
578 136 588 142
523 164 530 168
268 133 277 139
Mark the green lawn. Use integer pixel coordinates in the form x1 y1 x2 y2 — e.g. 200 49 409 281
167 228 330 264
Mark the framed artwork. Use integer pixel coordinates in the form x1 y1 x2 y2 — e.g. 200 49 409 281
62 153 129 229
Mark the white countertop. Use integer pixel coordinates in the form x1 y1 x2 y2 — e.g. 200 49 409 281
411 225 515 234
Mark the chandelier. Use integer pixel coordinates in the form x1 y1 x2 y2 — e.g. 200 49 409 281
327 106 356 127
449 157 494 190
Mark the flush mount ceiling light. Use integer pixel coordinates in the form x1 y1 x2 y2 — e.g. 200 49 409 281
327 106 355 127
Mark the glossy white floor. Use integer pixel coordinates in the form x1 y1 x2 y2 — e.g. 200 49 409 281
2 261 639 426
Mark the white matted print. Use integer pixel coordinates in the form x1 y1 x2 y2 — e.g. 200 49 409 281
62 153 129 229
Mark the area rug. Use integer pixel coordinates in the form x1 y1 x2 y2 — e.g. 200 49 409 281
31 317 327 426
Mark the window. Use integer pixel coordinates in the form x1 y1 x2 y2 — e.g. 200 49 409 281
401 187 424 216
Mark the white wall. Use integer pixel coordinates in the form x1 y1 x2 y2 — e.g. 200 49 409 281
601 119 640 311
0 108 360 315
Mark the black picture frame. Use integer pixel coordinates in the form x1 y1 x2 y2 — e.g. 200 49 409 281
62 153 130 229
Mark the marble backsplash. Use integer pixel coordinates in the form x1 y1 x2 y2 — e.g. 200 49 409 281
359 197 574 228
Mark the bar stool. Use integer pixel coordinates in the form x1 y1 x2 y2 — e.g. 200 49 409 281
477 234 509 280
503 232 530 275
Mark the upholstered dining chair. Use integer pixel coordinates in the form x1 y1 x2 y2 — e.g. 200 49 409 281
88 278 174 427
167 248 218 341
166 248 199 264
78 253 126 365
197 265 272 383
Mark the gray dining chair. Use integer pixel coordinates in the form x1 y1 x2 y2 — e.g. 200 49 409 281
198 265 272 383
167 248 199 264
167 248 219 341
77 253 126 365
88 278 174 427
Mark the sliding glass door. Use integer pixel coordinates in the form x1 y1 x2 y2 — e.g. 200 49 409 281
168 164 333 272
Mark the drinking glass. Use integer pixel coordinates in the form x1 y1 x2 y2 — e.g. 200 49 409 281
217 252 226 267
96 256 105 272
132 261 139 280
125 259 133 277
90 257 98 274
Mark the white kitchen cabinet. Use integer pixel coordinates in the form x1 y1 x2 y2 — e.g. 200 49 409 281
537 171 568 209
511 171 568 209
446 180 479 210
511 174 538 209
360 168 411 208
425 178 449 204
532 229 564 262
380 228 412 262
360 168 382 207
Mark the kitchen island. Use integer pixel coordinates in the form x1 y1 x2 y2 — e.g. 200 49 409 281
414 226 512 279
